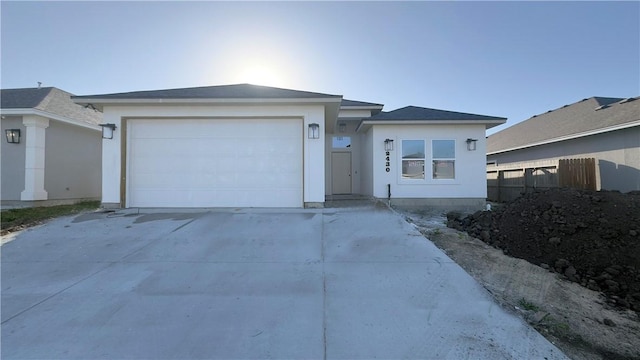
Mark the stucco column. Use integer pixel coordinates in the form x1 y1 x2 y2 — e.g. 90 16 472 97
20 115 49 201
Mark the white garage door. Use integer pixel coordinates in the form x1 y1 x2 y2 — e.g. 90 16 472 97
127 119 303 208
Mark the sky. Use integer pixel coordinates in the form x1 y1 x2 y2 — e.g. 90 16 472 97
1 1 638 135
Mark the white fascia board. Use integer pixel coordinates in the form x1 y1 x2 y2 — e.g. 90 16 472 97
0 108 101 131
356 119 506 132
340 105 384 111
487 120 640 155
73 97 343 109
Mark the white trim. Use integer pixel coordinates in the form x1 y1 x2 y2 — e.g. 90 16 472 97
357 119 506 132
339 105 384 110
488 120 640 155
0 108 101 131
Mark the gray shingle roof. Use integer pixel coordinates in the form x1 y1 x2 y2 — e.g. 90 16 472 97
73 83 341 100
487 96 640 154
366 106 506 121
1 87 102 126
1 87 54 108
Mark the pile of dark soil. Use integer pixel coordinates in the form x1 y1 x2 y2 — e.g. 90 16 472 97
448 188 640 312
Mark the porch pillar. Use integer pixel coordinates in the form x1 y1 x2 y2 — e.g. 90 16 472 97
20 115 49 201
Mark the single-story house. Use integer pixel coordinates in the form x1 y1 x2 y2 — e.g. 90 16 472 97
1 87 103 208
72 84 505 210
487 96 639 193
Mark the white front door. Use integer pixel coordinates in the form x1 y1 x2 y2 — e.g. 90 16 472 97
331 152 352 194
127 118 303 208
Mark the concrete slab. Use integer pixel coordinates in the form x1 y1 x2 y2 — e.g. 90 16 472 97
4 262 324 359
1 204 568 359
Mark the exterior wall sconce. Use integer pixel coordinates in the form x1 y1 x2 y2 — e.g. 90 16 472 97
100 123 117 139
338 123 346 133
5 129 21 144
384 138 394 151
466 138 478 151
308 123 320 139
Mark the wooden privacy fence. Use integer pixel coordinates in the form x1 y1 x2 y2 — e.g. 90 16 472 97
558 158 597 190
487 158 597 202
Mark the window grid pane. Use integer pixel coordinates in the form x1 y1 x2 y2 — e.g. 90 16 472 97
402 160 425 179
432 140 455 179
433 160 455 179
402 140 425 159
402 140 425 179
432 140 455 158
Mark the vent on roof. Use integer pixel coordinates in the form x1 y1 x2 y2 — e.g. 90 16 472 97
595 104 609 111
619 97 636 104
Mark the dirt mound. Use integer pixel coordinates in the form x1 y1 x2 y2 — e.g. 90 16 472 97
448 188 640 312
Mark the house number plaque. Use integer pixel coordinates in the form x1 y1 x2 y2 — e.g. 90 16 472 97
385 151 391 172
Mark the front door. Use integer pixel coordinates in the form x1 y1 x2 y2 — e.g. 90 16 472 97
331 152 352 194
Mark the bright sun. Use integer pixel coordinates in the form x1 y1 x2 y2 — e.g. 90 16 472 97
240 64 282 86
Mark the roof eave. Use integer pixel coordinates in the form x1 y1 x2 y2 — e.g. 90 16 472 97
340 105 384 111
0 108 101 131
487 119 640 155
356 118 506 132
72 97 343 111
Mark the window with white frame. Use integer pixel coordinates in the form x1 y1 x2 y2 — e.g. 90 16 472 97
432 140 455 179
401 140 425 179
332 136 351 148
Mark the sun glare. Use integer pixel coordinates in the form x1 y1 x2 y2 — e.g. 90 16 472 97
240 64 283 87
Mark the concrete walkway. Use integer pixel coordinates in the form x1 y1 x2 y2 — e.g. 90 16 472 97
1 202 567 359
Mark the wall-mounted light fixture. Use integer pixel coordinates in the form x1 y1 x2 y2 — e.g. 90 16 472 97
5 129 21 144
100 123 117 139
384 138 394 151
338 123 346 133
466 138 478 151
308 123 320 139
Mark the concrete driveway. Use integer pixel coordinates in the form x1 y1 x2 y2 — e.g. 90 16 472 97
1 202 567 359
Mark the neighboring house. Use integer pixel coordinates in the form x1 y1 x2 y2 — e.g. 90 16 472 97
1 87 103 208
487 96 640 193
72 84 505 210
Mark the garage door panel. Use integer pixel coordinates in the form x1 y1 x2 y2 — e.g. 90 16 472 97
131 188 302 208
128 119 303 208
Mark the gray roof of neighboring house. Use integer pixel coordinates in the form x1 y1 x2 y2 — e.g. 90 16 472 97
487 96 640 154
366 106 506 121
1 87 54 109
341 99 384 108
1 87 102 126
73 83 342 100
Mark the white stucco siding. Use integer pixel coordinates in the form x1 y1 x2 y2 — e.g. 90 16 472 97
45 121 101 200
361 129 374 196
370 125 488 199
21 115 49 201
101 104 326 207
338 109 373 118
